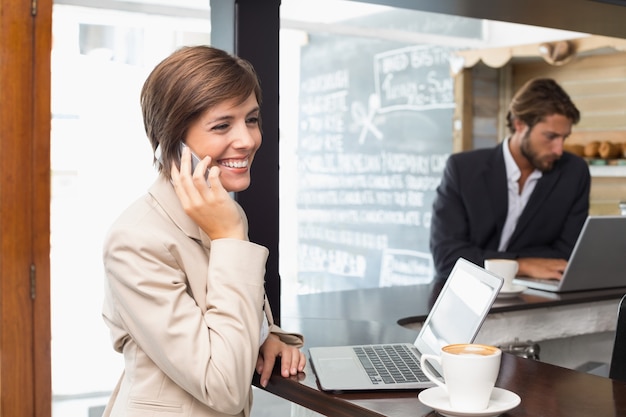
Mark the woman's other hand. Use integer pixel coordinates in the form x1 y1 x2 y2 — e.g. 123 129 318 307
256 334 306 388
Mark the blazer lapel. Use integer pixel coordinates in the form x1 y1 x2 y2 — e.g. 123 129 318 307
149 177 203 241
149 177 209 311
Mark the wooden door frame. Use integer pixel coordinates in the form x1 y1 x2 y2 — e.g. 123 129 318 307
0 0 52 416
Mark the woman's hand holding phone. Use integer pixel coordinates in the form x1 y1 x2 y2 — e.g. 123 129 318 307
180 142 209 183
171 145 245 241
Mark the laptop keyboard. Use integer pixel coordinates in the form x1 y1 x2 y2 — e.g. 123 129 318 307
353 345 429 385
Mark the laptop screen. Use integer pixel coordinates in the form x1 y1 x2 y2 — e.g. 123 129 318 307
414 259 502 359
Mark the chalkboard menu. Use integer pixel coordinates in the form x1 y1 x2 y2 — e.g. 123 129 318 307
296 35 455 292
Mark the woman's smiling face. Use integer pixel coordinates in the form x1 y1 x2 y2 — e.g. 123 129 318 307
184 92 262 192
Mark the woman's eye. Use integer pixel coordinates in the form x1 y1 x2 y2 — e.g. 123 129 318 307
213 123 229 131
247 117 260 125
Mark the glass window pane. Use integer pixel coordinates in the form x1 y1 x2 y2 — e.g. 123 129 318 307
279 2 466 303
278 0 587 310
50 3 210 415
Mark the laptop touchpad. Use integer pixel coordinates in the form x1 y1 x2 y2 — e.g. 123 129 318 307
319 357 361 373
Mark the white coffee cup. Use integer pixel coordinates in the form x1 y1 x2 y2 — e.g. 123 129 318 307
484 259 519 291
420 343 502 412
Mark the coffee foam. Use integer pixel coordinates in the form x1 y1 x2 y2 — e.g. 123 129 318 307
443 343 499 356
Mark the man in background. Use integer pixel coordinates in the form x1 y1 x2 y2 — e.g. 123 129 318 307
429 78 590 282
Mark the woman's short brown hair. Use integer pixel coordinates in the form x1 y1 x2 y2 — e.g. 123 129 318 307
141 45 262 177
506 78 580 134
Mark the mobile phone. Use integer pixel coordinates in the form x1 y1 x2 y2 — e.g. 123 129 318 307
179 142 202 173
154 145 163 166
180 142 209 181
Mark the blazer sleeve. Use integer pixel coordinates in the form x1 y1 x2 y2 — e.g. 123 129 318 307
104 225 269 414
429 154 502 280
264 300 304 347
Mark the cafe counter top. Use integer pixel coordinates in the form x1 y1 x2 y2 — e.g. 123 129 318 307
289 281 626 327
285 282 626 369
258 315 626 417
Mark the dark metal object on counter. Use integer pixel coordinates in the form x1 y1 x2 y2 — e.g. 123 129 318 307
498 338 540 360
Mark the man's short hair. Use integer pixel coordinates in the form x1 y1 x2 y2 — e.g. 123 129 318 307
506 78 580 134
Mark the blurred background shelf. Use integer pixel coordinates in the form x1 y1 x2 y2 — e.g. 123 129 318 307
588 163 626 177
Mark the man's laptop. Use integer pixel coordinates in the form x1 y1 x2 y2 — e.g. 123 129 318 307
308 258 503 391
514 216 626 293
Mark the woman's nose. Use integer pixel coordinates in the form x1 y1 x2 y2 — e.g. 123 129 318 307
233 124 258 148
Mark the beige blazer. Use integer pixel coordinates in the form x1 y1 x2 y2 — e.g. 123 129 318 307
102 177 303 417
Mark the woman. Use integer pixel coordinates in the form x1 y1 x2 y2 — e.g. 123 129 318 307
102 45 305 417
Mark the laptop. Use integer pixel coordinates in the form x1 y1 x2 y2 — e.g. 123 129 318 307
308 258 503 391
514 216 626 293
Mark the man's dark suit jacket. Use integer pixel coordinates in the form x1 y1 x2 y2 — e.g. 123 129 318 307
429 144 590 281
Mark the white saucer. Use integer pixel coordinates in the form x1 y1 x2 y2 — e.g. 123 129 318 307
497 284 527 299
418 386 521 417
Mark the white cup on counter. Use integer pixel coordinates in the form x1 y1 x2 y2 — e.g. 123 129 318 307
484 259 518 292
420 343 502 412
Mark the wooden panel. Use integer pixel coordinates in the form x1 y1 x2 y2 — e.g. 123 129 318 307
591 177 626 201
473 116 498 137
33 1 53 416
589 177 626 215
575 94 626 111
577 112 626 131
563 81 626 96
453 68 473 152
470 63 500 149
0 0 52 416
569 131 626 144
513 53 626 87
0 0 36 415
474 94 499 116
